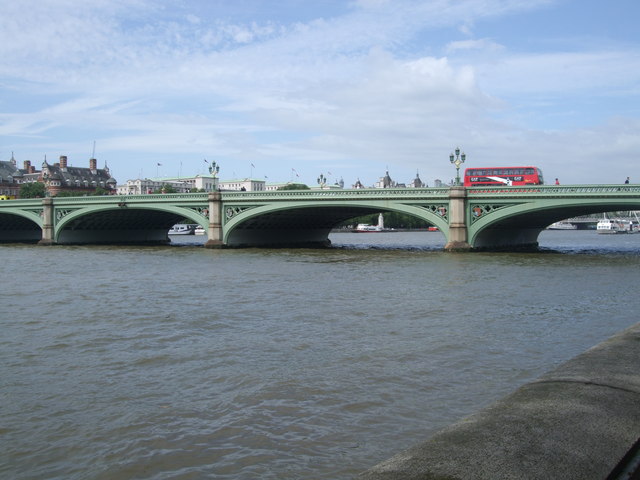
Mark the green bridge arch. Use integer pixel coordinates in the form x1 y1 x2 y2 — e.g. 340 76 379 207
221 194 450 247
54 202 209 244
0 201 44 242
466 186 640 249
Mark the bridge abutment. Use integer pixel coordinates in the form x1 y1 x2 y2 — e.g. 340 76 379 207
204 191 224 249
444 186 471 251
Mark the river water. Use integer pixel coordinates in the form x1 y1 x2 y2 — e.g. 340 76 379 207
2 230 639 479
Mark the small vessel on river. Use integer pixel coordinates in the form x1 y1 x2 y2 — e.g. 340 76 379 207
169 224 195 235
596 216 633 234
548 221 577 230
355 223 383 232
355 213 386 232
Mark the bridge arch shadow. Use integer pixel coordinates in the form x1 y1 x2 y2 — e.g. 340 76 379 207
0 211 42 242
55 206 205 244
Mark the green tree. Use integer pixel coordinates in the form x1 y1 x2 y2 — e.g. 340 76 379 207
92 187 110 196
277 183 310 190
154 184 178 193
19 182 46 198
55 190 81 197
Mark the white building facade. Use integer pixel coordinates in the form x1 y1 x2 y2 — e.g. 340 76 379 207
117 174 218 195
218 179 266 191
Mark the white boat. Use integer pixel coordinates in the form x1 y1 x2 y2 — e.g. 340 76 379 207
355 213 385 232
596 217 629 234
168 224 195 235
548 221 577 230
194 225 205 235
355 223 382 232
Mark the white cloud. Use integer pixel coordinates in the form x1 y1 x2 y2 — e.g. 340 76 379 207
475 50 640 95
446 38 505 53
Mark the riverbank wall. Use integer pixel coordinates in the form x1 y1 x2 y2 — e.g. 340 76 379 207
357 322 640 480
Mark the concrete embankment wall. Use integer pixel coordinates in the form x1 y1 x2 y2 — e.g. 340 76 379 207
358 322 640 480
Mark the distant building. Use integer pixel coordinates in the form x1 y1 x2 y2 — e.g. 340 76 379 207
265 182 290 191
1 154 117 197
117 175 272 194
218 178 265 192
408 171 425 188
375 170 397 188
40 156 117 196
161 174 219 192
117 174 218 195
0 154 21 197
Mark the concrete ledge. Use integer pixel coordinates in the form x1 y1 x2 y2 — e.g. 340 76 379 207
357 323 640 480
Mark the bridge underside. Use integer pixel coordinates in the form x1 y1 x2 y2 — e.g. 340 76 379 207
57 209 190 244
226 206 385 247
0 213 41 242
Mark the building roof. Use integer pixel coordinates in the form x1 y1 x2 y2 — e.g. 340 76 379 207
43 160 116 187
0 160 18 182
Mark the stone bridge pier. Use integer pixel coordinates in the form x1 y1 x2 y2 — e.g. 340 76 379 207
205 191 224 248
443 186 471 251
38 198 55 246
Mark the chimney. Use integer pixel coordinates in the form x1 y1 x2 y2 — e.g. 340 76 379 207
89 157 97 173
24 160 31 171
30 166 36 174
60 155 68 171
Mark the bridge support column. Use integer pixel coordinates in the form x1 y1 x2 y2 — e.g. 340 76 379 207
444 186 471 251
38 198 55 246
204 191 224 249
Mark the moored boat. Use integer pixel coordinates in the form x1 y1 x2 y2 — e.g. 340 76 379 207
355 223 382 232
355 213 386 232
169 224 195 235
596 217 628 234
548 221 577 230
194 225 205 235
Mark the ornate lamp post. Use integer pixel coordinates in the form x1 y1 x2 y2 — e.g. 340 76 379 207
449 147 466 186
208 160 220 178
317 173 326 189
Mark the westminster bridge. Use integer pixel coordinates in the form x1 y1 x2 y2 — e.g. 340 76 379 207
1 184 640 251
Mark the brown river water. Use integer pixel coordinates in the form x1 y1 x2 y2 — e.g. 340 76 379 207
2 230 639 479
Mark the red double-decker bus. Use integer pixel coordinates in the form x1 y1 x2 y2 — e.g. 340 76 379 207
463 166 544 187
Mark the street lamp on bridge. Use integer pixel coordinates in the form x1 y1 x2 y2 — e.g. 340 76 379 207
449 147 466 186
208 160 220 177
317 173 326 189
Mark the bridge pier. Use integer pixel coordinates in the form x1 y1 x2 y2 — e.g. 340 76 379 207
204 191 224 249
444 186 471 251
38 198 55 246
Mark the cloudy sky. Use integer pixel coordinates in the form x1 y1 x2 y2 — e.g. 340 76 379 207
2 0 639 187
